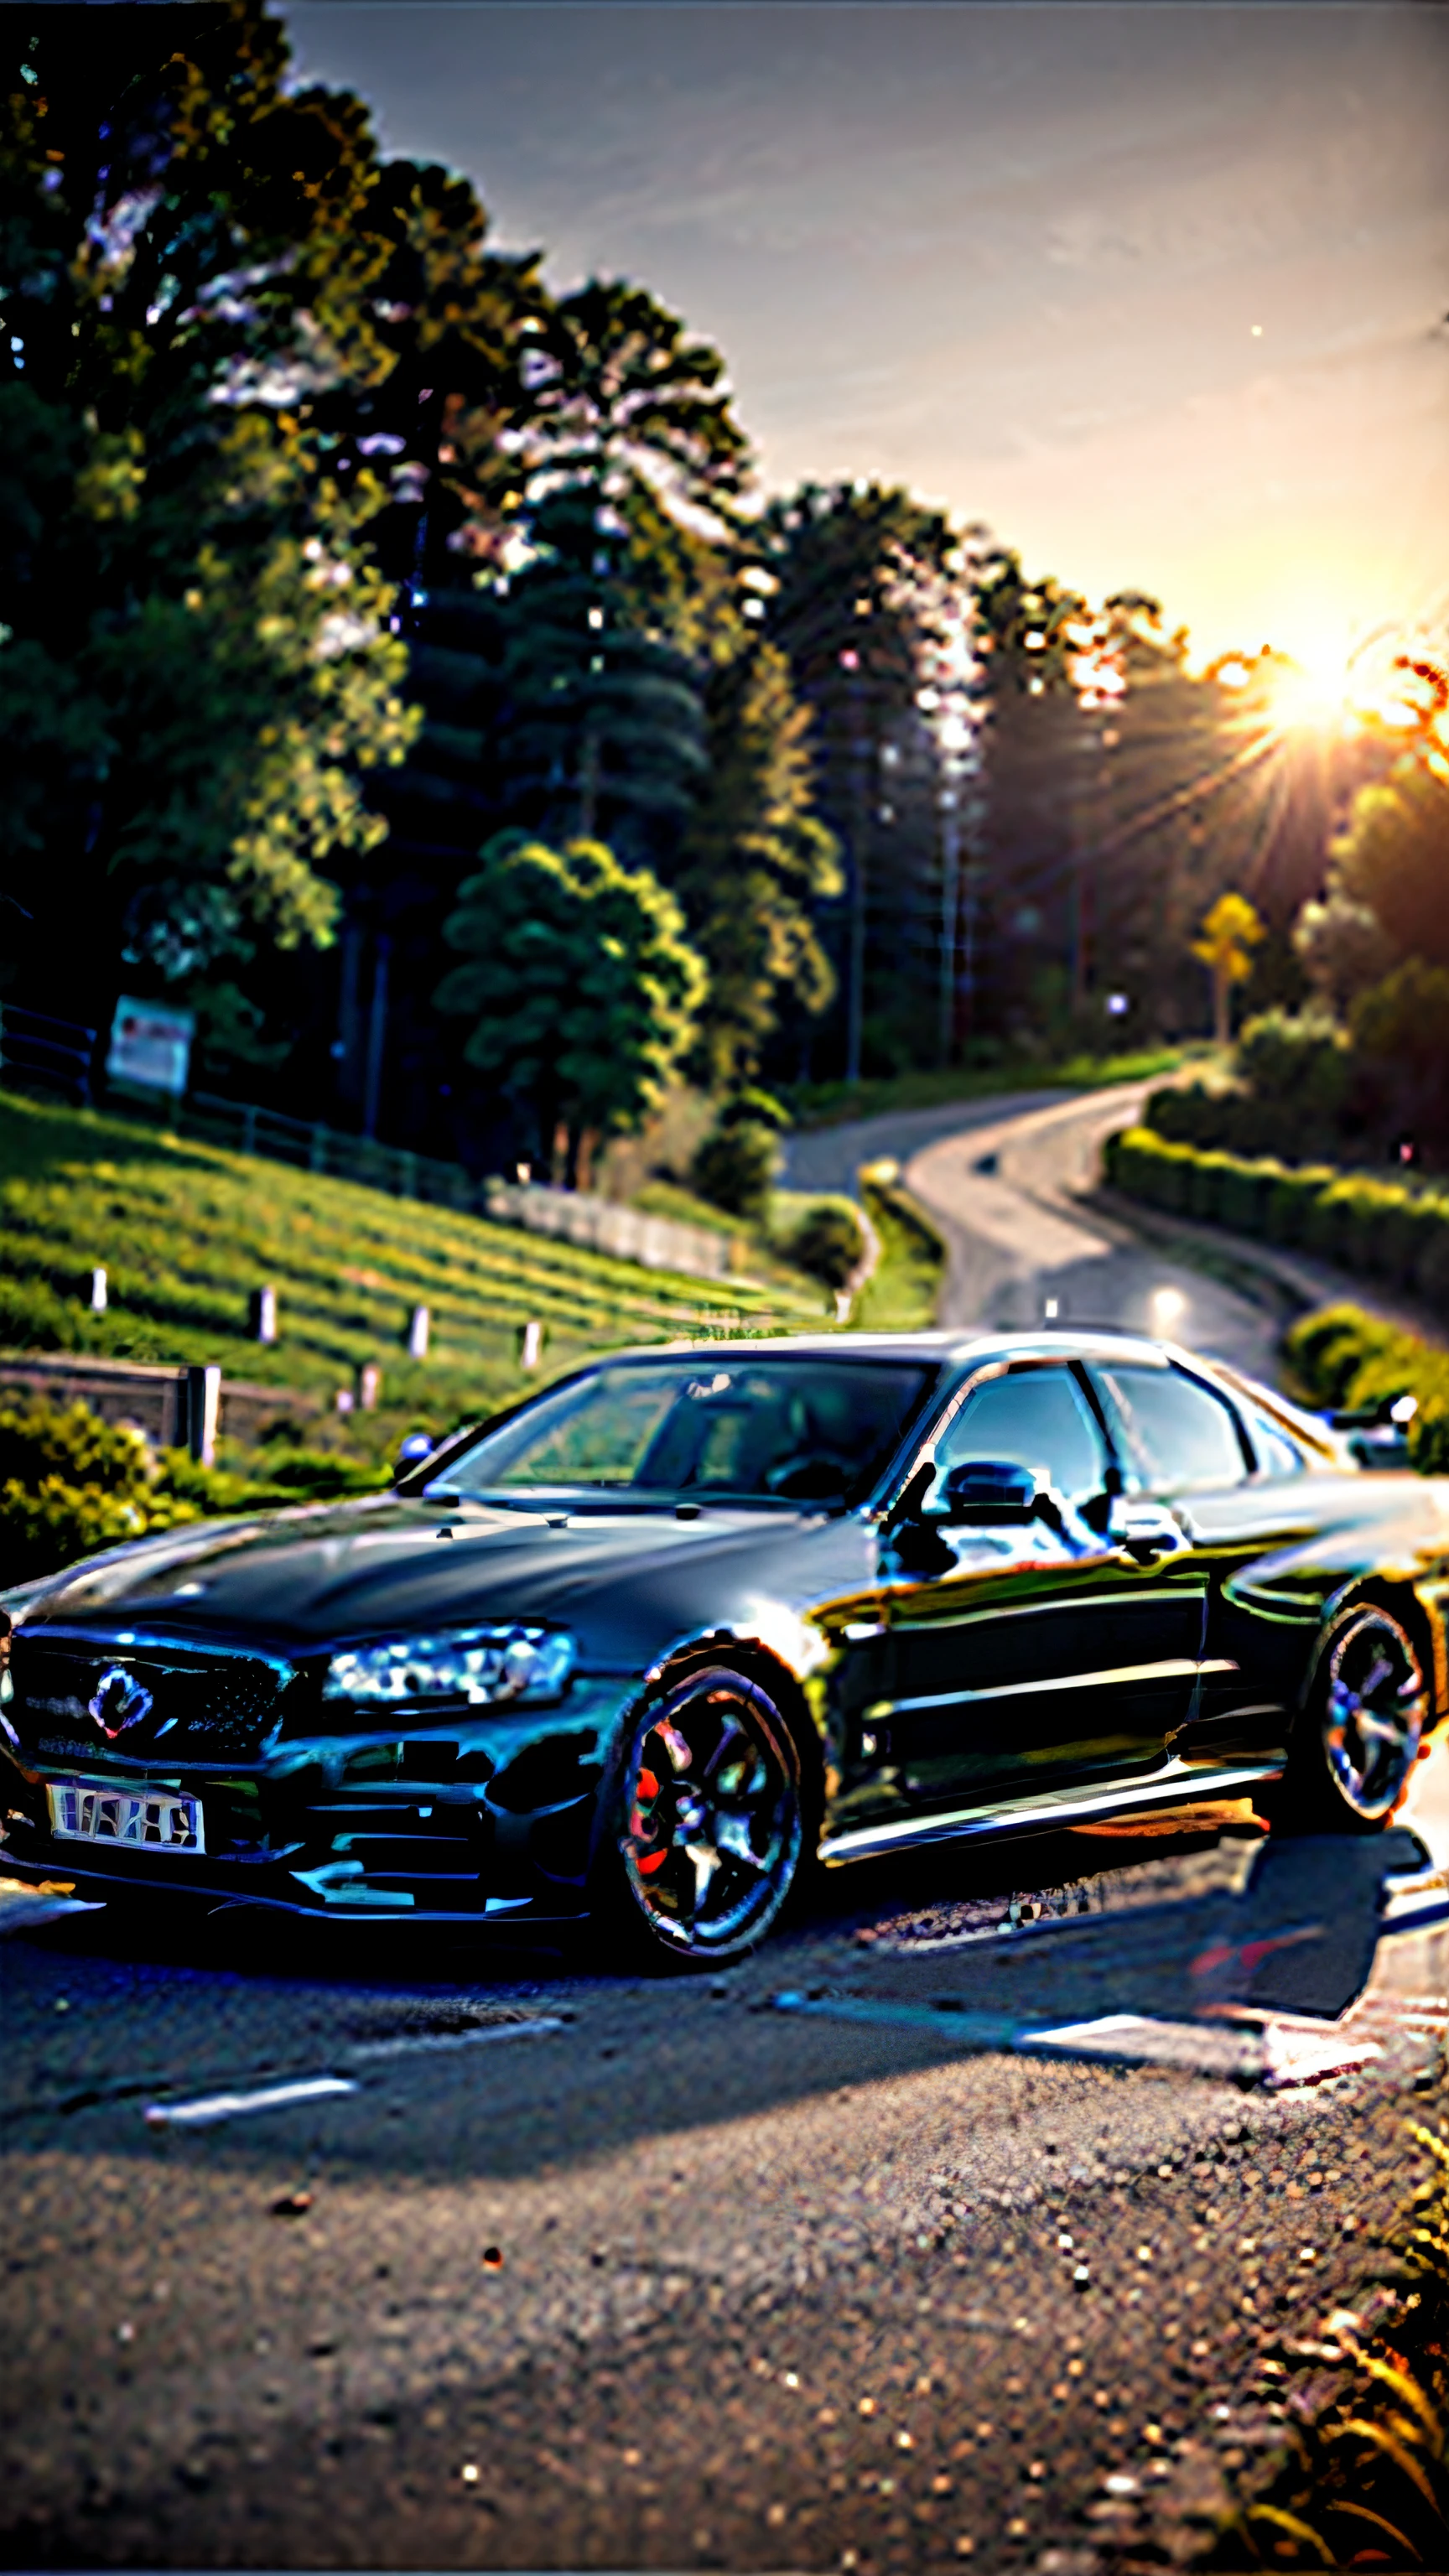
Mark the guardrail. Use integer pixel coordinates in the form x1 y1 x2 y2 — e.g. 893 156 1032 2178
481 1178 732 1280
179 1091 484 1212
0 1005 97 1104
0 1353 313 1457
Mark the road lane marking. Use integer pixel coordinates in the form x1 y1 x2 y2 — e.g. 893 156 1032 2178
348 2018 564 2060
143 2075 357 2128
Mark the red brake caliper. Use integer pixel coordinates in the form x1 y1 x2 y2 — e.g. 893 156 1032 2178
631 1753 670 1875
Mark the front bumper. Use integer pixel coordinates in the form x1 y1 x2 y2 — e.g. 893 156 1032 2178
0 1680 637 1923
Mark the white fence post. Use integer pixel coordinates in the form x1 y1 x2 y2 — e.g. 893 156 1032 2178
187 1365 221 1468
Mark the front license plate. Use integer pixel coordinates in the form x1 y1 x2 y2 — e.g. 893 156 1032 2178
46 1777 205 1855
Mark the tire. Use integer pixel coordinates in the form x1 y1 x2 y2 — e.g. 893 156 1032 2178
593 1665 805 1970
1278 1599 1429 1834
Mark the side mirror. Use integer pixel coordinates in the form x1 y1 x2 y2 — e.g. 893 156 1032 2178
940 1459 1041 1524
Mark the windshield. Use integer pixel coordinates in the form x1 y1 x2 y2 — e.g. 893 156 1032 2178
433 1356 939 1509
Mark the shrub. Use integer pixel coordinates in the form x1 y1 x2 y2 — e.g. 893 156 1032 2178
853 1172 945 1333
690 1119 780 1220
1109 1119 1449 1317
1285 1304 1405 1410
1264 1165 1337 1247
1187 1150 1235 1223
1218 1156 1282 1235
1144 1082 1242 1150
1285 1300 1449 1473
1236 1006 1352 1130
244 1447 385 1501
0 1397 158 1501
1104 1128 1200 1213
786 1202 866 1292
0 1475 151 1584
0 1397 205 1586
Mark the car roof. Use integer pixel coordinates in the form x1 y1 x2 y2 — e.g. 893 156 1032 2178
608 1327 1177 1368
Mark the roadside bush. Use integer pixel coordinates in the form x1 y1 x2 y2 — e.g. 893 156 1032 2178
1284 1301 1449 1472
0 1475 153 1583
1285 1305 1407 1410
1106 1125 1449 1312
0 1397 153 1500
1144 1011 1352 1164
0 1398 202 1586
1236 1006 1352 1131
690 1118 780 1220
785 1202 866 1292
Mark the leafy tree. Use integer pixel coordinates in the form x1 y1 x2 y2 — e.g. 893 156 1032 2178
0 3 420 1029
434 830 705 1176
1192 891 1265 1046
1351 958 1449 1155
1332 756 1449 972
1293 886 1396 1013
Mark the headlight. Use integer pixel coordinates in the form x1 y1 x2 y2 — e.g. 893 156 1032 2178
323 1626 575 1708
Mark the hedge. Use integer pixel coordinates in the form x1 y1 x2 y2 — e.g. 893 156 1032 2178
1282 1305 1449 1476
1104 1124 1449 1306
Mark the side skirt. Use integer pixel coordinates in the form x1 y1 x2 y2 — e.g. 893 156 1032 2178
818 1758 1285 1868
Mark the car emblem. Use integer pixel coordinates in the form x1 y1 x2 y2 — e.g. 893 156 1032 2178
88 1665 153 1741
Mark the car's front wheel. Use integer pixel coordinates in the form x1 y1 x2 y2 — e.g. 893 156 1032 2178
595 1665 805 1969
1279 1599 1429 1833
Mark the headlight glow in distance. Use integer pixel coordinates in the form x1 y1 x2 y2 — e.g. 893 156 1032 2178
323 1626 575 1707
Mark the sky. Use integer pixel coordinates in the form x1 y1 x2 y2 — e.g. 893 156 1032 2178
279 2 1449 672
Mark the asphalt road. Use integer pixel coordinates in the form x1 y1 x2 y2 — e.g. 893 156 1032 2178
5 1089 1448 2574
787 1083 1285 1385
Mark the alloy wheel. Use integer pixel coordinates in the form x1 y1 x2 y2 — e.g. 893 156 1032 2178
1322 1605 1426 1820
619 1670 802 1960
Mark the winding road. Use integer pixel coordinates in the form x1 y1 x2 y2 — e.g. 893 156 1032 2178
786 1082 1285 1382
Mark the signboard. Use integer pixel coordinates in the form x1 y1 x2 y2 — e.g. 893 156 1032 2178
106 996 195 1099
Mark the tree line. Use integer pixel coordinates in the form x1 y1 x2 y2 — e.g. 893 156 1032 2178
4 0 1431 1181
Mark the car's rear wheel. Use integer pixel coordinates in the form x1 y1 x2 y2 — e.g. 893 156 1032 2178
1279 1600 1428 1833
595 1665 805 1969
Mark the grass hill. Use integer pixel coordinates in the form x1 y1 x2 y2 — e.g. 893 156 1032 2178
0 1088 827 1465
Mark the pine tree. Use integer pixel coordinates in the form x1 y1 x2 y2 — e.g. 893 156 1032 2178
761 481 962 1076
674 639 841 1085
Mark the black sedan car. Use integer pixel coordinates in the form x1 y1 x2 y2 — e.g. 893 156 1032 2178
2 1329 1446 1966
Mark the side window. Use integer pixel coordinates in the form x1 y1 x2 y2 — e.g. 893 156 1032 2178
1245 1413 1306 1478
936 1367 1108 1504
1095 1363 1250 1495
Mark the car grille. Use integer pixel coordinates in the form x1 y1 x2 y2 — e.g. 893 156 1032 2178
7 1638 293 1765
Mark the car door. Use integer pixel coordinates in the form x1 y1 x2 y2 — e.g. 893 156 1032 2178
880 1358 1204 1815
1086 1355 1306 1763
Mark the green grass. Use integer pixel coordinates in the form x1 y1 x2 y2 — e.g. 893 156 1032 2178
0 1089 828 1456
853 1174 948 1332
792 1044 1197 1130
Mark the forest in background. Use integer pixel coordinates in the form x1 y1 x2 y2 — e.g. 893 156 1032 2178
3 0 1442 1189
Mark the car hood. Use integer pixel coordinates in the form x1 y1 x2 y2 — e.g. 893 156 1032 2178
7 1492 876 1667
